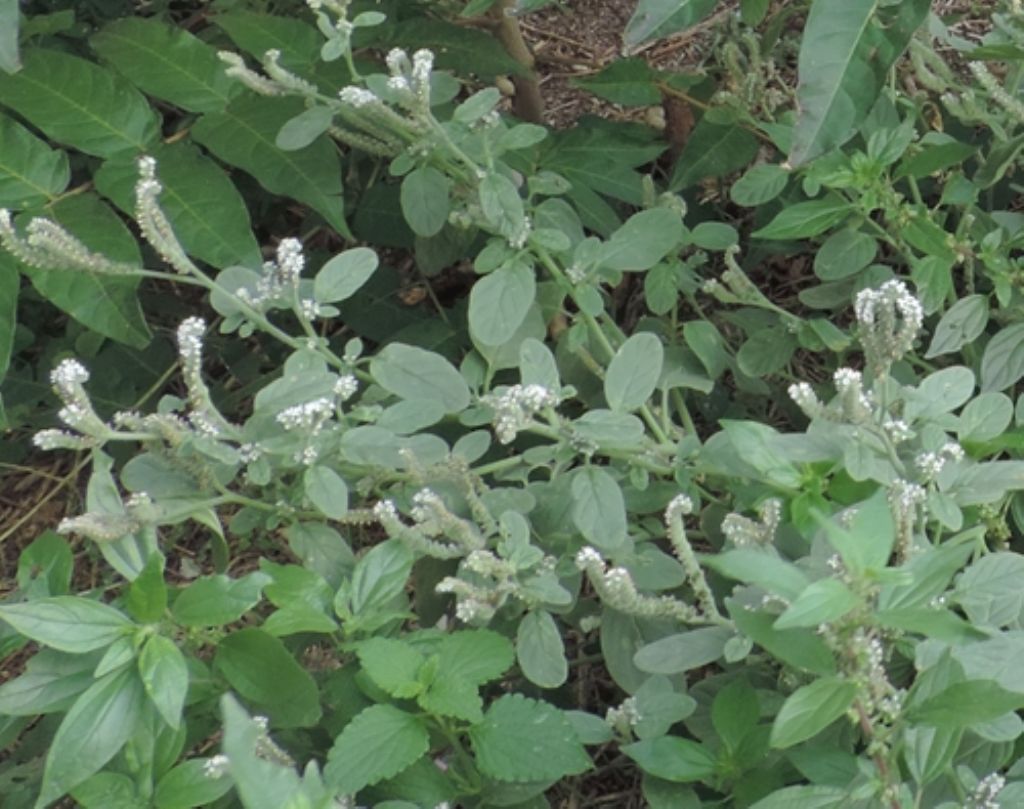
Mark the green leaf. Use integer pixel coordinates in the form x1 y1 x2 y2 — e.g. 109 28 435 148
469 261 536 347
36 666 145 807
704 550 810 601
788 0 930 166
955 552 1024 629
469 694 592 782
959 392 1013 443
154 759 232 809
401 167 450 238
0 253 14 379
0 596 132 654
0 0 19 73
479 172 525 240
312 247 378 305
730 163 789 207
304 465 349 520
370 343 471 413
691 221 739 251
96 141 261 269
571 466 628 553
907 680 1024 727
601 208 685 271
436 629 515 684
752 195 851 240
573 58 661 106
388 18 525 78
70 772 138 809
349 539 414 616
214 627 321 727
0 48 158 157
125 554 167 624
18 193 150 347
748 786 847 809
324 705 429 794
91 17 239 113
817 489 894 573
516 610 568 688
622 736 717 782
981 323 1024 392
770 676 857 748
276 104 334 151
740 0 770 25
0 650 95 716
711 678 760 751
605 332 664 412
171 572 270 627
0 112 69 208
633 626 733 674
138 635 188 729
813 229 876 281
728 600 836 675
357 637 425 698
976 133 1024 189
774 579 860 630
925 293 988 359
623 0 718 48
192 94 350 238
670 120 759 190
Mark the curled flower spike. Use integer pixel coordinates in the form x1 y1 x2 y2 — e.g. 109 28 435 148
48 359 109 438
854 280 923 376
218 51 284 96
482 384 559 444
136 157 197 275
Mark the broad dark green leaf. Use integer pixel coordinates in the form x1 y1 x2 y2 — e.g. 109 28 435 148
813 228 876 281
623 0 718 48
730 163 789 207
729 599 835 675
0 596 132 654
171 572 270 627
633 626 733 674
516 610 567 688
469 694 591 782
214 628 321 727
37 666 145 807
387 18 525 78
138 635 188 729
193 94 350 238
324 705 429 793
349 539 414 616
571 466 628 553
370 343 471 413
774 579 860 630
752 195 851 240
0 112 69 208
622 736 717 782
0 649 95 716
92 18 239 113
17 193 150 347
711 679 760 750
401 167 450 238
770 676 857 748
95 141 261 269
670 119 759 190
788 0 931 165
908 680 1024 728
605 332 664 412
573 58 661 106
0 0 18 73
0 48 158 157
469 261 536 347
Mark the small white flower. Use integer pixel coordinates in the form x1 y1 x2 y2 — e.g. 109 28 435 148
203 754 230 779
339 86 378 107
333 374 358 401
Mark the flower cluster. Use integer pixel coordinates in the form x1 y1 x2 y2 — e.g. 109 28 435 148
46 359 109 439
854 279 923 375
373 491 483 559
914 441 964 481
136 156 197 275
481 384 559 444
574 546 699 622
384 47 434 112
721 499 782 548
0 210 139 275
178 317 233 437
966 772 1007 809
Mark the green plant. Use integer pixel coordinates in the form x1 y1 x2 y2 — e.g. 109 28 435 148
4 1 1024 808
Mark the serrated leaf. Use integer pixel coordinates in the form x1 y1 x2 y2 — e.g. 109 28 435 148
469 694 591 782
370 343 470 413
324 705 429 794
0 112 69 208
788 0 931 166
192 94 350 238
572 466 628 553
36 666 145 807
95 141 261 269
419 675 483 722
138 635 188 729
17 193 150 347
215 628 321 728
434 629 514 686
770 676 857 748
605 332 664 412
357 637 425 698
469 261 536 347
91 18 239 113
0 48 158 157
623 0 718 48
0 596 132 654
516 611 567 688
